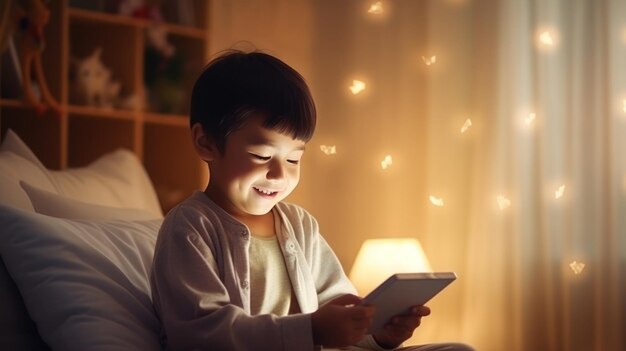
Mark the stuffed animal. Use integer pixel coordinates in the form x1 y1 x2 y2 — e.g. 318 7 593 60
1 0 61 115
71 47 121 109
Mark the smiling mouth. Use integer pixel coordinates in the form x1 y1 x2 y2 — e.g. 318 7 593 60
253 187 279 197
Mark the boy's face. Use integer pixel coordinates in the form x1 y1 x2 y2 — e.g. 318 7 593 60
205 115 306 220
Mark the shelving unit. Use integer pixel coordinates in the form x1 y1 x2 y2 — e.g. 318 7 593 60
0 0 210 212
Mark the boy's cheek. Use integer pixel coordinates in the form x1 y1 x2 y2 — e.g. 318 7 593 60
228 161 260 175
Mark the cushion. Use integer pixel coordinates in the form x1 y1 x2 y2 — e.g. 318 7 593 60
21 181 161 221
49 150 163 218
0 129 51 172
0 205 163 351
1 129 163 218
0 151 57 211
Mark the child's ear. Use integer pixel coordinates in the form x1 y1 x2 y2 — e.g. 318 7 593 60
191 123 219 162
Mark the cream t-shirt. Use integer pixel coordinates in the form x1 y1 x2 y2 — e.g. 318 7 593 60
249 234 293 315
249 212 300 315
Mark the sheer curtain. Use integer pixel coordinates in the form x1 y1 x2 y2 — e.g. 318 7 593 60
209 1 626 350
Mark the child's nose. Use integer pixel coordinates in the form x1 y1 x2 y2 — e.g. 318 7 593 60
266 159 285 180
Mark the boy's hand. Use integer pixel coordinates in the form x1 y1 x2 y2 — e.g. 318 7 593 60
311 294 375 348
372 305 431 349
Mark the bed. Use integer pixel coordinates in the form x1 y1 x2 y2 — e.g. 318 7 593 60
0 129 166 350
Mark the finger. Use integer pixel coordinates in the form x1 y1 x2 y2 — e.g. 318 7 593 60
407 305 431 316
381 331 411 345
384 322 415 337
329 294 363 307
348 305 375 321
390 315 422 329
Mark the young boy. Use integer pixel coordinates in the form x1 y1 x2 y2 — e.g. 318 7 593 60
150 50 474 351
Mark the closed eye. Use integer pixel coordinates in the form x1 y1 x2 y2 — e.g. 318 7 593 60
287 159 300 165
250 153 270 161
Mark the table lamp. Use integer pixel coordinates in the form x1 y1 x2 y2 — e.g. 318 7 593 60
349 238 433 295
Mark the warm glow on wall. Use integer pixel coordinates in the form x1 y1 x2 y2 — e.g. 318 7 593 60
349 238 432 295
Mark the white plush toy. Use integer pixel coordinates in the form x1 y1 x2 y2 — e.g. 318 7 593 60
71 47 121 108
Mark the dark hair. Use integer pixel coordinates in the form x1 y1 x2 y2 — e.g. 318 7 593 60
190 50 316 152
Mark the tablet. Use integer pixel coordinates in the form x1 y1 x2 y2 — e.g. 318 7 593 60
361 272 457 334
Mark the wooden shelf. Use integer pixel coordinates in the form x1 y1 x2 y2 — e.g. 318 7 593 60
0 0 210 213
67 105 137 120
0 99 29 109
68 7 206 39
144 113 189 127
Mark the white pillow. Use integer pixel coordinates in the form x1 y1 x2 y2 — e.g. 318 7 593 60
0 205 162 351
1 129 163 218
0 151 57 211
21 181 161 221
0 129 51 172
49 150 163 218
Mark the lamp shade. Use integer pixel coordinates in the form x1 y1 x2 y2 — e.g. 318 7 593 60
349 238 432 295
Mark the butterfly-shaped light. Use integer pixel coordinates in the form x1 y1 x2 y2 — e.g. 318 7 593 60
569 261 585 274
421 55 436 66
460 118 472 133
539 31 554 46
320 145 337 155
381 155 393 170
497 195 511 210
555 185 565 199
429 196 444 207
350 80 366 95
368 1 383 14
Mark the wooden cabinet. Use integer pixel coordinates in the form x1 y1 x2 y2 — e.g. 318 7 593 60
0 0 210 212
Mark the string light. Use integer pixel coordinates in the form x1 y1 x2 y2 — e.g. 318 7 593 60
569 261 585 274
380 155 393 170
429 195 444 207
460 118 472 133
349 80 366 95
555 185 565 199
524 112 536 126
339 20 609 285
421 55 436 66
539 31 554 46
497 195 511 210
536 27 559 52
320 145 337 155
368 1 383 14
